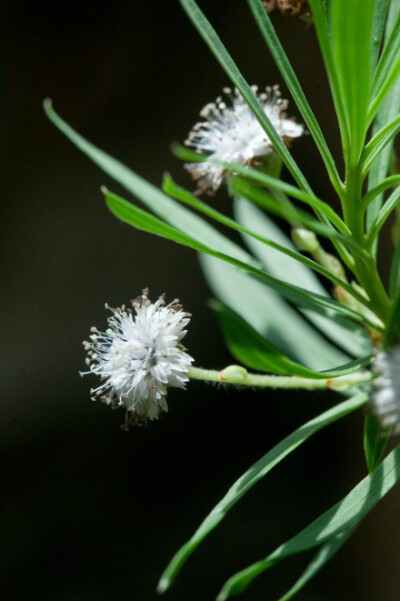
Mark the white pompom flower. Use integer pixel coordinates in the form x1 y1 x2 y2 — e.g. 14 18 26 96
371 348 400 433
81 289 193 428
184 85 304 194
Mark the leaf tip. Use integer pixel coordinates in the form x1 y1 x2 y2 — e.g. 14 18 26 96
206 298 222 312
216 589 229 601
156 577 170 594
162 171 172 190
170 140 180 157
43 98 53 114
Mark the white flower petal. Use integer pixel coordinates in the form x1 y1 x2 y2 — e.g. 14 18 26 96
83 290 194 424
184 85 304 193
371 348 400 433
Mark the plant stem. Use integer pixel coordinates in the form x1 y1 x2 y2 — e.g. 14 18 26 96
343 160 390 321
188 365 373 391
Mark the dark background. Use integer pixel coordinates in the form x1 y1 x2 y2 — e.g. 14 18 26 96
1 2 399 600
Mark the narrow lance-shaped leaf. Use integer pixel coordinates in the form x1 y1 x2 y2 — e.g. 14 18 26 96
217 443 400 600
309 0 350 153
367 0 400 240
103 187 381 331
331 0 374 161
277 526 357 601
370 0 390 72
223 160 364 273
220 160 349 236
364 414 390 474
370 8 400 99
199 254 349 370
384 291 400 348
367 54 400 125
172 142 354 267
163 174 368 306
178 0 312 193
210 301 371 379
232 179 360 266
246 0 342 194
43 100 253 265
389 229 400 298
174 141 348 237
361 115 400 178
234 197 373 359
362 174 400 210
157 393 368 593
367 186 400 245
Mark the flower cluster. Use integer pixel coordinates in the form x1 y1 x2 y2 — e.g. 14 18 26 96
184 85 304 194
82 289 193 427
371 348 400 433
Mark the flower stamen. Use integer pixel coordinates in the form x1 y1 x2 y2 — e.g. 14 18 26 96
184 85 304 194
81 289 193 427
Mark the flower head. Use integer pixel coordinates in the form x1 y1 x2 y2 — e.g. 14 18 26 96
264 0 310 18
82 289 193 428
184 85 304 194
371 348 400 433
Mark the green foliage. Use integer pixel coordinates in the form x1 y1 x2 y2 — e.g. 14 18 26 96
217 443 400 599
158 393 368 593
178 0 311 192
234 198 372 357
210 300 371 378
331 0 374 162
163 174 365 299
364 413 391 474
199 254 350 370
103 187 379 330
276 527 356 601
367 0 400 237
246 0 342 194
45 0 400 598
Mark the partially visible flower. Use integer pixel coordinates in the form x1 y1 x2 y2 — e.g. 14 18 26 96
371 348 400 433
184 85 304 194
81 289 193 428
264 0 310 18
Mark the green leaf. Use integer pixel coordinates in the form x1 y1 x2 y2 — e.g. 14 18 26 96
210 301 371 378
199 254 350 371
367 185 400 245
276 526 356 601
220 161 349 236
226 161 365 274
232 179 360 262
308 0 349 152
178 0 312 193
157 393 368 593
171 141 207 163
363 174 400 210
331 0 374 161
361 115 400 178
103 187 379 330
163 174 366 303
364 413 390 474
370 8 400 100
43 100 253 264
368 55 400 125
370 0 390 72
384 291 400 347
234 197 372 359
367 0 400 239
246 0 342 195
217 442 400 600
389 232 400 297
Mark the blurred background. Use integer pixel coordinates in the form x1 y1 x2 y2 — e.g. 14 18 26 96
1 2 399 600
